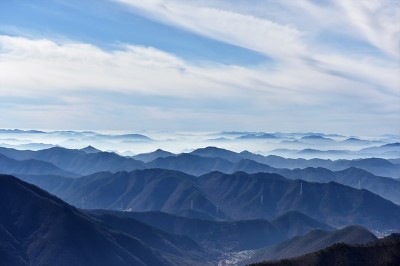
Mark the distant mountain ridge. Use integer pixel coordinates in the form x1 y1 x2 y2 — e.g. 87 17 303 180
0 146 146 176
1 145 399 178
0 153 76 177
188 146 400 178
1 146 400 203
133 149 175 163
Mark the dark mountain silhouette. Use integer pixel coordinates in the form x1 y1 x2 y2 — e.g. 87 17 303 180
341 137 371 145
87 211 209 261
252 233 400 266
101 133 153 141
20 169 228 220
197 171 400 230
389 158 400 164
270 211 333 238
232 159 276 173
80 145 101 153
329 158 400 179
0 153 76 177
300 135 336 144
191 146 243 162
190 147 400 178
360 142 400 156
280 140 304 145
4 147 400 202
151 151 400 179
90 210 332 252
147 153 275 176
0 129 44 134
246 226 377 264
295 149 350 156
18 169 400 231
147 154 233 176
206 137 231 142
237 133 277 139
275 167 400 203
133 149 175 163
0 174 206 266
332 168 400 203
2 146 398 179
240 153 330 169
0 147 145 176
188 146 400 178
0 142 56 150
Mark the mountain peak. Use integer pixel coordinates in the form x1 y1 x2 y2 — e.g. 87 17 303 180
81 145 101 153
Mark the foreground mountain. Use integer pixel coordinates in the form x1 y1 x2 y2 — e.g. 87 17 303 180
0 174 206 265
89 210 332 252
246 226 377 264
253 233 400 266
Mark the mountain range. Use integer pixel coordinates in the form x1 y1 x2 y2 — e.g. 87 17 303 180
0 141 399 264
197 171 400 230
90 210 333 252
0 174 207 265
16 169 400 231
1 145 399 178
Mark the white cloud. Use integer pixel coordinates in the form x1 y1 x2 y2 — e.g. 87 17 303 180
1 0 399 134
116 0 306 59
104 0 400 134
336 0 400 57
0 35 237 98
0 33 398 134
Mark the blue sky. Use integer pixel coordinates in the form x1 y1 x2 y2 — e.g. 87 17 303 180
0 0 399 135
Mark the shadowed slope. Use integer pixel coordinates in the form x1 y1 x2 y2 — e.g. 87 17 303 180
252 233 400 266
0 174 206 265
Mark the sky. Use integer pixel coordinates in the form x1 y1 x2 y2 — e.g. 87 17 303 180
0 0 399 135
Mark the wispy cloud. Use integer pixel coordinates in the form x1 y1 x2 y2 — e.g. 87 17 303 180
115 0 306 59
0 0 399 134
1 33 398 134
336 0 400 57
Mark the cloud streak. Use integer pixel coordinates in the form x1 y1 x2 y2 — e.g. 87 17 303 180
0 0 399 134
